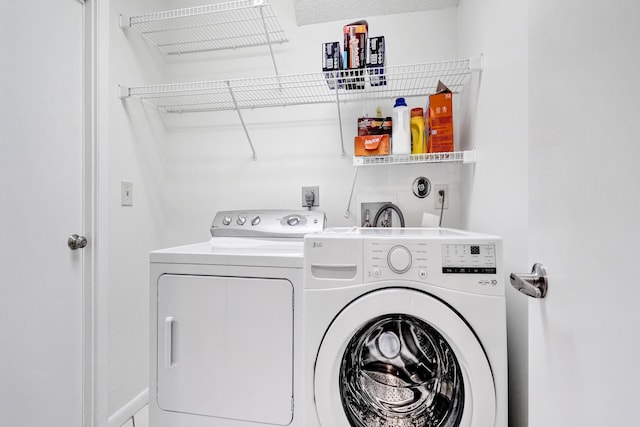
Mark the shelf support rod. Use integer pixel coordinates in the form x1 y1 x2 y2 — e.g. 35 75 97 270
334 88 347 158
344 166 359 219
226 81 257 161
257 1 280 78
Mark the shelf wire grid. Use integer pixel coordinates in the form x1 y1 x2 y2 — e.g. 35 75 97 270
125 59 471 113
353 151 469 166
127 0 288 55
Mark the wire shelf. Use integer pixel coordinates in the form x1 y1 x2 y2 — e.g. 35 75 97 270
122 0 288 55
352 150 477 166
121 59 471 113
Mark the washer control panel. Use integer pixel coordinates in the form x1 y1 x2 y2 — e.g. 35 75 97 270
211 209 326 238
442 244 497 274
365 240 431 282
364 239 499 285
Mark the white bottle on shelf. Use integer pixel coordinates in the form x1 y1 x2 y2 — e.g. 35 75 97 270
392 97 411 154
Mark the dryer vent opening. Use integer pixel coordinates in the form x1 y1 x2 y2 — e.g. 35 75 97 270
339 314 464 427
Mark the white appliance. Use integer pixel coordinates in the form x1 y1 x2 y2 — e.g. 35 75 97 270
303 227 507 427
149 209 325 427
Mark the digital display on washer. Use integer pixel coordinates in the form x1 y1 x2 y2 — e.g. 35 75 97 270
442 244 496 274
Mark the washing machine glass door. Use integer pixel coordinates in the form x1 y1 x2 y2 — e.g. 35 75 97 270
314 288 495 427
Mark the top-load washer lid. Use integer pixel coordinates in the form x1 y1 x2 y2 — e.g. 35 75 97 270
210 209 326 238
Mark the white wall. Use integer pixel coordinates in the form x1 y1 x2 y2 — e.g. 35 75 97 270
162 1 465 247
457 0 529 426
106 0 169 421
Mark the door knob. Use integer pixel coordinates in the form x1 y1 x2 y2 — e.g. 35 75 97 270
68 234 87 250
510 263 548 298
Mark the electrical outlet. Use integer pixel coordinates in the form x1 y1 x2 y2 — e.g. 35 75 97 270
301 186 319 207
434 184 449 209
121 180 133 206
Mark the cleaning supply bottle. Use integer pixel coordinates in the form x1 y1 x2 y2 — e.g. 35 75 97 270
392 97 410 154
410 107 426 154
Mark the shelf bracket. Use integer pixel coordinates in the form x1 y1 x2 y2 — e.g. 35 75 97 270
334 88 347 159
463 148 478 164
257 1 280 77
344 167 359 219
119 14 131 29
470 53 485 73
118 85 130 99
226 81 258 161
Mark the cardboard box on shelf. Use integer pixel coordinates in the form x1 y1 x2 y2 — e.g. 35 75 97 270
343 20 368 90
366 36 386 86
358 116 390 136
354 134 390 156
428 81 454 153
322 41 343 89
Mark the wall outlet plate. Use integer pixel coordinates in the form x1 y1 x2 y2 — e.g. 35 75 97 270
434 184 449 209
301 186 319 207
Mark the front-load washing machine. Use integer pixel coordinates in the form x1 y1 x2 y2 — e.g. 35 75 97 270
149 210 325 427
303 228 507 427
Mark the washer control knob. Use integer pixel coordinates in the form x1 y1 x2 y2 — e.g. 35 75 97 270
387 245 412 274
287 215 301 226
236 216 247 225
251 215 261 226
222 216 232 226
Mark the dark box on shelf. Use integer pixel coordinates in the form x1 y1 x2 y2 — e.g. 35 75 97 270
366 36 386 86
322 41 343 89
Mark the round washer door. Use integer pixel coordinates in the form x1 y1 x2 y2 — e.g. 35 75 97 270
314 288 496 427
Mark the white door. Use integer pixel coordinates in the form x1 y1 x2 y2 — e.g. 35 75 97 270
0 1 87 425
527 1 640 426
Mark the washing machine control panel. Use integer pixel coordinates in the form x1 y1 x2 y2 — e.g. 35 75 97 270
365 240 431 281
365 239 498 284
442 244 497 274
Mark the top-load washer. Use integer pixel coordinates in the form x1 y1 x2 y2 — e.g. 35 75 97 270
149 210 325 427
303 227 507 427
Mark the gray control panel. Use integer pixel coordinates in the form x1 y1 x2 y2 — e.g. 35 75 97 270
210 209 326 238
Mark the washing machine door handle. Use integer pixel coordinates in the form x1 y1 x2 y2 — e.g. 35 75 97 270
510 263 548 298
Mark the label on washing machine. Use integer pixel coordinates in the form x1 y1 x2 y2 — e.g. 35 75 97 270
442 244 496 274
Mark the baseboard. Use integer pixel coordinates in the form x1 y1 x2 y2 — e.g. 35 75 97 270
107 388 149 427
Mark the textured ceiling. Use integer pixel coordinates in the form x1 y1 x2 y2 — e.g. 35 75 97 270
294 0 460 26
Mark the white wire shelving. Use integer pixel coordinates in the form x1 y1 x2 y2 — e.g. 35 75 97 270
352 150 477 166
121 60 471 113
120 0 287 75
120 59 474 159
